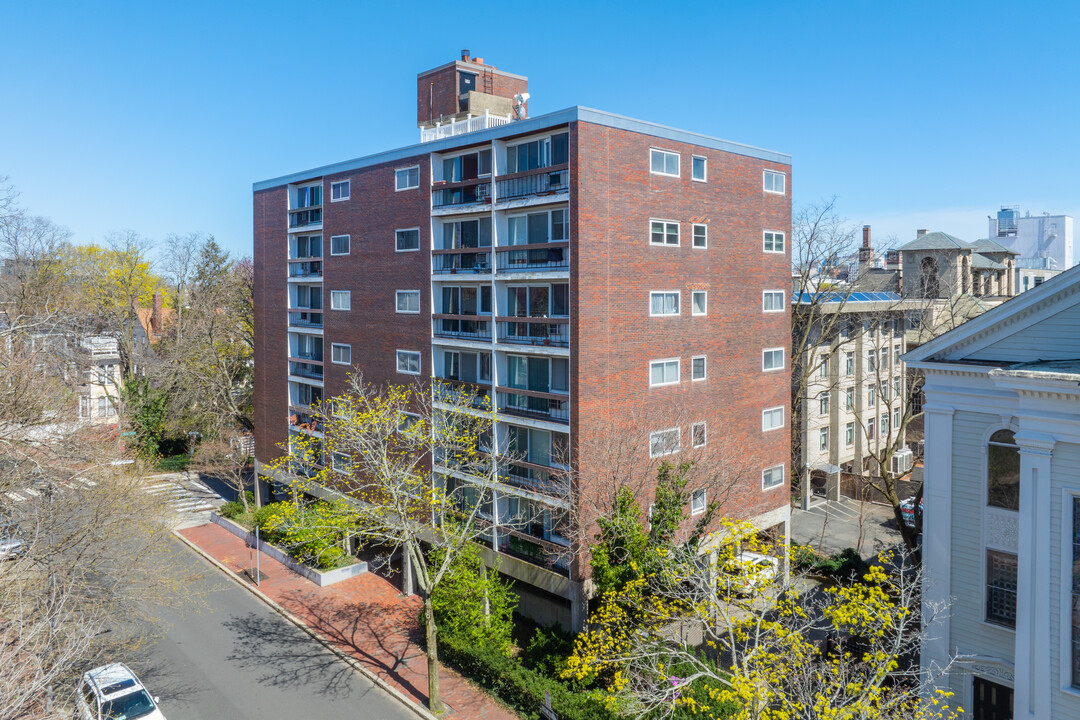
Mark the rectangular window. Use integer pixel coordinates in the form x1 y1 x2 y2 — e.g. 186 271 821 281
330 180 350 201
692 223 707 248
819 427 829 452
763 290 785 312
763 231 785 254
332 452 352 474
867 350 876 373
894 345 902 365
331 343 351 365
692 356 706 381
893 407 900 428
692 290 707 316
846 352 855 376
330 235 350 255
763 170 786 194
650 220 680 246
395 166 420 191
986 550 1018 628
867 421 875 441
867 385 876 407
881 414 888 435
649 428 680 457
819 352 829 378
881 347 889 369
396 290 421 314
396 228 420 252
845 387 854 411
762 348 785 371
691 156 707 182
649 358 680 387
649 149 680 177
692 422 707 449
845 422 854 446
762 464 785 490
330 290 350 310
691 488 706 514
762 406 784 431
819 392 829 415
650 291 680 316
396 350 421 375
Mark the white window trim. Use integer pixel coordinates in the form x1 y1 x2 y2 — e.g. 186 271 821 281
649 358 681 387
649 219 681 247
395 166 420 191
762 347 785 372
691 290 707 316
691 422 707 449
762 290 785 313
762 406 784 431
649 428 681 458
691 223 708 249
395 227 421 253
396 290 421 314
691 355 707 381
329 234 350 256
396 349 422 376
1059 489 1080 694
819 427 829 451
763 230 786 255
649 148 680 178
763 170 786 195
331 452 352 474
330 180 350 202
330 290 351 311
762 463 785 491
330 343 352 365
649 290 681 317
691 155 707 183
691 488 706 514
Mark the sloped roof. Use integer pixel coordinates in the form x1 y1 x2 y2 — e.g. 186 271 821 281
896 232 971 252
970 254 1006 270
970 238 1019 255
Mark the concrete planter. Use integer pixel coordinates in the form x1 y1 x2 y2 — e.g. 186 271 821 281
210 513 368 587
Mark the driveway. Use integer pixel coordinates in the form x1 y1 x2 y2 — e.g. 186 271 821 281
790 497 904 558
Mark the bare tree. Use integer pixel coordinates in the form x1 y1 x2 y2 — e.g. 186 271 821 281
161 232 200 345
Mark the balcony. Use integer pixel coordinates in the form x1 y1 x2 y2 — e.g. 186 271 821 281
495 243 569 272
495 166 569 202
420 111 513 143
289 207 322 228
289 360 323 381
501 458 570 499
432 181 490 209
435 379 493 410
288 261 323 279
497 527 569 576
289 407 324 434
497 388 569 424
497 318 569 347
433 314 491 340
288 310 323 328
432 250 491 274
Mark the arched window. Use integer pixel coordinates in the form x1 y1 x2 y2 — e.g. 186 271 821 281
987 429 1019 510
919 256 940 298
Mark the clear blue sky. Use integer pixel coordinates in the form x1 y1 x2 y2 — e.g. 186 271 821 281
3 1 1079 263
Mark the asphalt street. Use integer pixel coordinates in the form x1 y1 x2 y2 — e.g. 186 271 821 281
128 537 416 720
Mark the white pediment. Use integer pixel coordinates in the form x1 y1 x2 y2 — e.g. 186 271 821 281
905 265 1080 365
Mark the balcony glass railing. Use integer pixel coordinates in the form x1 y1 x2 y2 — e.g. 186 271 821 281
497 319 569 347
495 168 569 202
432 315 491 340
498 389 569 423
433 252 491 274
289 208 322 228
495 243 568 271
288 310 323 328
496 527 569 575
288 261 322 278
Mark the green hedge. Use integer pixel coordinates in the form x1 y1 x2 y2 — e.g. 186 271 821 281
438 634 619 720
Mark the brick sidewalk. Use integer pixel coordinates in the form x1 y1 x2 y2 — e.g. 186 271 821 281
178 522 518 720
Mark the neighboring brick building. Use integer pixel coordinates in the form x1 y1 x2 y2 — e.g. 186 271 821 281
253 56 792 628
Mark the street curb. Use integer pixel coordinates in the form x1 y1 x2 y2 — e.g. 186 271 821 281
171 529 441 720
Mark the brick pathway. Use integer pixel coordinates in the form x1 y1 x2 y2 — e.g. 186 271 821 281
179 522 518 720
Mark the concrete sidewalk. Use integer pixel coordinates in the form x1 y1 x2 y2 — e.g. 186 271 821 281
178 522 518 720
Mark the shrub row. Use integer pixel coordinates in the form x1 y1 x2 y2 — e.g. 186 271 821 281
438 634 619 720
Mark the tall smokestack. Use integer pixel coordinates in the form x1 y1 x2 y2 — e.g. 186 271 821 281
859 225 873 265
863 225 871 248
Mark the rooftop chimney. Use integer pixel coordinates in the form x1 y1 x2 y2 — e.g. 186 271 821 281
917 229 929 237
858 225 873 265
417 54 529 130
461 49 470 62
862 225 871 248
152 292 163 335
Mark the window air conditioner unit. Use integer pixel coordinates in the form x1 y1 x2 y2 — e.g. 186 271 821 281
891 447 914 475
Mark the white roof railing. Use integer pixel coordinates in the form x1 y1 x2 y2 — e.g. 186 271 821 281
421 110 513 143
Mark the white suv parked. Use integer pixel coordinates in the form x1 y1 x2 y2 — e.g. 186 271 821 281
76 663 166 720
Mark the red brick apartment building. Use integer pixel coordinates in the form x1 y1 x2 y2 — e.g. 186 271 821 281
253 53 791 628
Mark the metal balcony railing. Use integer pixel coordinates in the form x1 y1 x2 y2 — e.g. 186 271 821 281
495 167 569 202
288 310 323 328
501 458 570 499
497 318 569 347
432 315 492 340
289 408 324 434
495 242 569 271
435 379 493 410
288 261 322 278
289 361 323 381
497 388 569 423
432 182 490 208
432 251 491 274
289 207 322 228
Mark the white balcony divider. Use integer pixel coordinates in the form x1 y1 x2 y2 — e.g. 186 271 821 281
421 110 513 143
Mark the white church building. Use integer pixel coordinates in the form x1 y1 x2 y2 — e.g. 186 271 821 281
905 264 1080 719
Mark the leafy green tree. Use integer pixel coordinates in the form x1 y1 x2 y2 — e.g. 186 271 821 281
429 543 517 657
120 374 168 458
